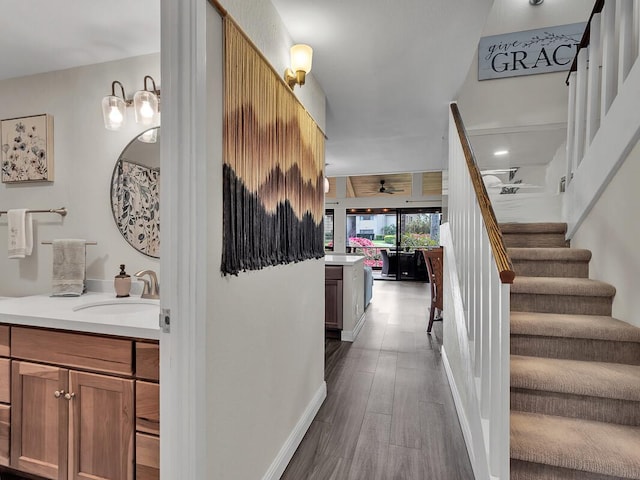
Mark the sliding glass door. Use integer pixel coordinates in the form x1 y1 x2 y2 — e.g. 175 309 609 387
396 209 441 280
345 207 441 280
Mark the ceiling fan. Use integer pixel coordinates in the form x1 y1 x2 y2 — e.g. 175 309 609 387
379 179 400 194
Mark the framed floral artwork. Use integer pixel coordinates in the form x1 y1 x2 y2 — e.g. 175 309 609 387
1 114 54 183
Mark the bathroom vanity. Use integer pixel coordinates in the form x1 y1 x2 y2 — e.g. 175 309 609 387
0 293 160 480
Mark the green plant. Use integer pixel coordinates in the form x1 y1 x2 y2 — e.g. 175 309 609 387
383 234 396 244
401 233 438 248
404 214 431 234
382 224 396 236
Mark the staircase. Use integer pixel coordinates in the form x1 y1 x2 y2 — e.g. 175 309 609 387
502 222 640 480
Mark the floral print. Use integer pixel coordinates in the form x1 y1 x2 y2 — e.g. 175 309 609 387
111 160 160 258
1 115 52 182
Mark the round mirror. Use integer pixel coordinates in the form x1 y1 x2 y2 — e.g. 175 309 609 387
110 127 160 258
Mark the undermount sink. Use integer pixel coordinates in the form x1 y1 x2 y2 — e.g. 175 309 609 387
73 298 159 315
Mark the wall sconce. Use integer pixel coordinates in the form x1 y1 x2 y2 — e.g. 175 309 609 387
284 44 313 89
324 177 330 194
101 81 130 130
101 75 160 130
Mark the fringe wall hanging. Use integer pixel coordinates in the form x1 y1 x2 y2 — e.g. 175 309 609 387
221 18 325 275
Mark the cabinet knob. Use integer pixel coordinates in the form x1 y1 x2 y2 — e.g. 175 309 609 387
54 390 65 398
64 392 75 400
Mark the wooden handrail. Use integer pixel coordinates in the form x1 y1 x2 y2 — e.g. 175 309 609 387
450 103 515 284
566 0 605 84
207 0 228 17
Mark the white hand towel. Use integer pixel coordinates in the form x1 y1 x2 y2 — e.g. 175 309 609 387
8 209 33 259
51 239 86 297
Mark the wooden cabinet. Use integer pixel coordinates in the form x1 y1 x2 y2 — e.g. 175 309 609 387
325 266 343 330
0 326 10 466
325 259 366 341
0 325 158 480
11 362 69 479
135 342 159 480
69 371 134 480
11 362 134 480
135 433 159 480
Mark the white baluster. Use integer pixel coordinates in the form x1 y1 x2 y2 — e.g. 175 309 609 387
586 13 602 144
601 0 618 118
574 48 589 166
619 0 634 85
566 72 577 186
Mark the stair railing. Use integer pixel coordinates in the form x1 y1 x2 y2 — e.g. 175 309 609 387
443 103 514 480
565 0 640 236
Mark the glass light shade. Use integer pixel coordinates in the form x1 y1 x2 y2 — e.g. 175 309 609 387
138 128 158 143
324 177 330 193
102 96 126 130
134 90 159 125
290 44 313 73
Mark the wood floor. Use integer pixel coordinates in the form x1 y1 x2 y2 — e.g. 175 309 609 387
282 280 474 480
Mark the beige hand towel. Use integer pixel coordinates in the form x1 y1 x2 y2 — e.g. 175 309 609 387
51 239 86 297
8 209 33 259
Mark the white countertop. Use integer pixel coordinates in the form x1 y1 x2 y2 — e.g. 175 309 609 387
325 254 365 266
0 292 160 340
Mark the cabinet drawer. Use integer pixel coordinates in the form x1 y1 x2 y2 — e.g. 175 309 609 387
136 433 159 480
0 404 8 466
136 381 159 435
0 325 9 357
325 265 343 280
136 342 159 381
11 327 133 375
0 359 9 403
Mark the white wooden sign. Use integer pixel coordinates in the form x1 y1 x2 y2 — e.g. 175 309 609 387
478 23 586 80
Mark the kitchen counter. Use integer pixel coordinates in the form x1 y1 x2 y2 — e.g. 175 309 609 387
324 254 365 266
324 256 366 342
0 292 160 339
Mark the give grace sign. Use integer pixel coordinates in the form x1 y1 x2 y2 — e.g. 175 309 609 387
478 23 586 80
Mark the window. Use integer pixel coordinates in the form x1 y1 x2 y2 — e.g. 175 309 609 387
324 209 334 251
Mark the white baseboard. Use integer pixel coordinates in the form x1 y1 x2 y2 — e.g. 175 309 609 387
261 382 327 480
341 311 366 342
442 347 477 479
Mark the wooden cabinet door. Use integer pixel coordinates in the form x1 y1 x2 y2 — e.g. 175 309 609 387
68 372 134 480
325 278 343 329
11 361 69 480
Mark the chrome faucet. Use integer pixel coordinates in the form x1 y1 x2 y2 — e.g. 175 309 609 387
134 270 160 299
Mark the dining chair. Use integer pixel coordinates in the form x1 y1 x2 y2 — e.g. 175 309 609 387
422 247 443 333
380 249 398 277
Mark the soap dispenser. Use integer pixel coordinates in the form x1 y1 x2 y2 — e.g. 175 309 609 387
114 264 131 298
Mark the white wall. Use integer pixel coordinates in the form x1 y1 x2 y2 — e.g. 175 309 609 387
0 54 160 296
222 0 326 131
205 2 326 479
457 0 592 130
572 140 640 328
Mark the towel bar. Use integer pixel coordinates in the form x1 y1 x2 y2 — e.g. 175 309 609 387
41 241 98 245
0 207 67 217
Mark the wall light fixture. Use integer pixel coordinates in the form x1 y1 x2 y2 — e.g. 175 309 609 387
101 76 160 130
284 44 313 89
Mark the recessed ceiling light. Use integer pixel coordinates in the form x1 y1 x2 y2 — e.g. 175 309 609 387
494 150 509 156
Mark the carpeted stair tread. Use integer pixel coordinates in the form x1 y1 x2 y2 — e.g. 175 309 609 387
511 355 640 401
501 223 568 234
508 247 592 262
511 311 640 343
512 276 616 297
511 411 640 478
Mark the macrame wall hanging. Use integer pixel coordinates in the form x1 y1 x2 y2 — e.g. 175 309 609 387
221 18 325 275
